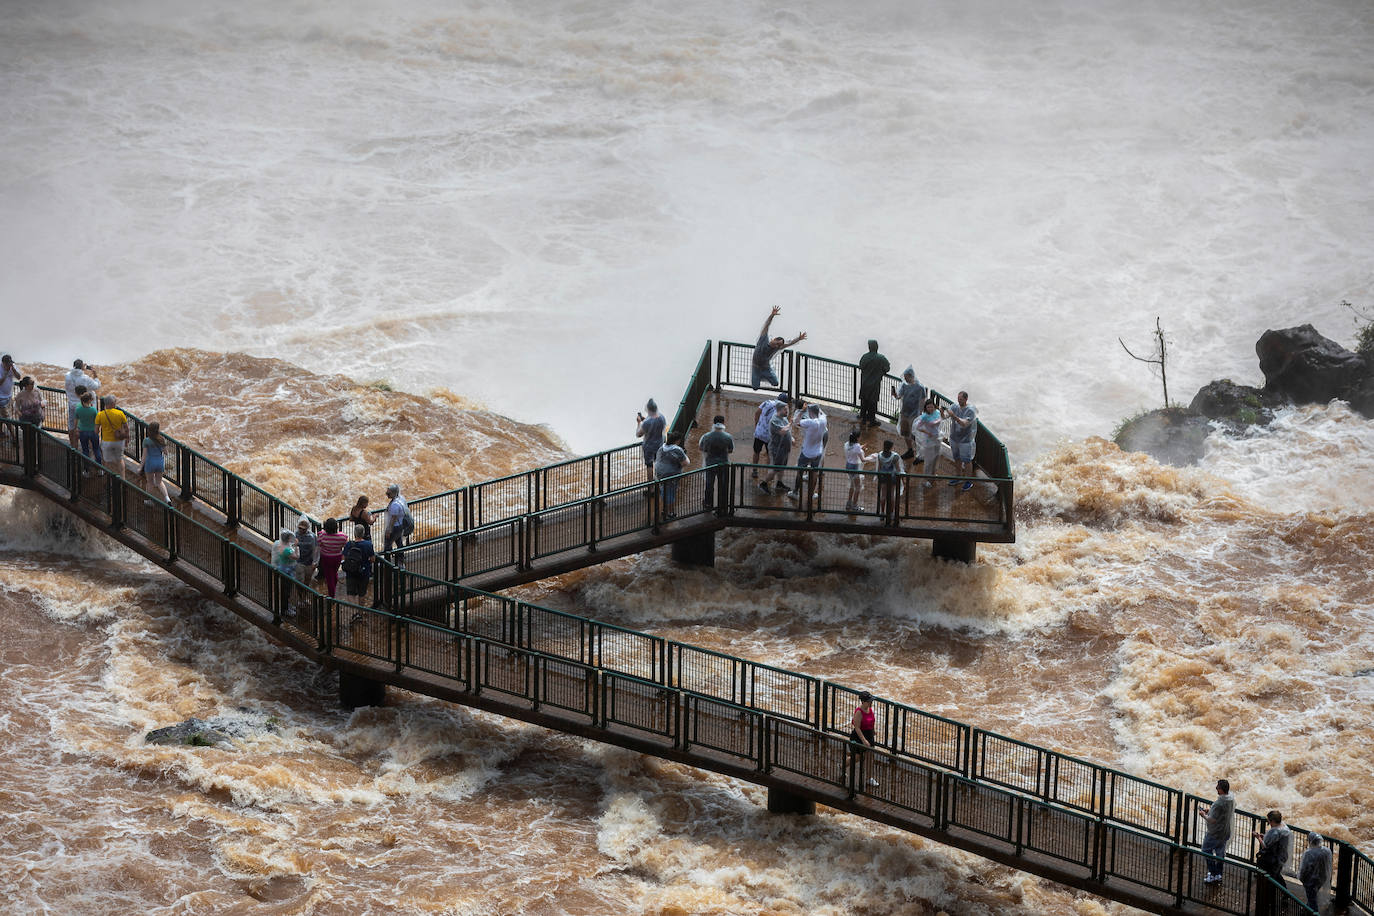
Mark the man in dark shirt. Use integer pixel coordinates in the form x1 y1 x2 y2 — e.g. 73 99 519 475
698 415 734 512
858 340 889 426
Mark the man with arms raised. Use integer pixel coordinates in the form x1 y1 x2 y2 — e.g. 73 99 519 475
750 306 805 390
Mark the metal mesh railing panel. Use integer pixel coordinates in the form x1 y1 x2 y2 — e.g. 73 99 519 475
596 487 653 541
395 539 451 583
239 481 275 539
869 754 941 820
685 696 759 761
403 619 466 682
1106 771 1181 840
602 446 644 493
407 489 462 543
37 431 68 488
189 453 228 513
674 646 741 704
795 355 857 408
470 474 530 528
236 552 274 612
604 676 674 739
897 708 968 773
477 642 533 699
529 503 589 559
1356 851 1374 912
947 778 1017 845
459 521 520 578
594 625 662 682
1180 848 1255 916
747 663 814 724
769 720 847 788
1048 754 1100 815
178 516 225 580
1023 802 1094 866
125 498 172 551
522 604 589 664
538 458 597 510
337 607 398 664
1104 825 1177 895
455 591 516 645
976 732 1046 796
536 657 594 718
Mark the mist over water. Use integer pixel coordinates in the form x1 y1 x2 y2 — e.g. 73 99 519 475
3 1 1374 914
4 0 1373 453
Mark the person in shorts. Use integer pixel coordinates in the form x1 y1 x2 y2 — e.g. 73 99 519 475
635 399 666 483
788 402 827 501
943 390 978 491
0 354 20 421
749 306 806 389
891 366 926 460
94 395 129 479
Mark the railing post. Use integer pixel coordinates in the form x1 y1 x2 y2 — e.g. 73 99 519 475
177 447 194 501
108 475 125 530
222 541 238 596
66 450 80 500
225 475 241 528
1333 840 1354 909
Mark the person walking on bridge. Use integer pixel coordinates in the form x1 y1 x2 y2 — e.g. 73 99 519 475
751 306 805 390
858 340 889 427
698 415 733 513
1198 778 1236 883
850 691 880 788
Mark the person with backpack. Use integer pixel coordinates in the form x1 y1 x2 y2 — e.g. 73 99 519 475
341 526 375 599
316 517 349 598
382 483 413 556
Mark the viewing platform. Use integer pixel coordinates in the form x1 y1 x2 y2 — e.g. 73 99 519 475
392 341 1015 593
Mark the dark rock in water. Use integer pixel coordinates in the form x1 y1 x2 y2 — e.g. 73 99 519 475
1113 407 1213 466
144 711 279 748
1189 379 1281 430
145 718 231 747
1349 374 1374 418
1256 324 1371 410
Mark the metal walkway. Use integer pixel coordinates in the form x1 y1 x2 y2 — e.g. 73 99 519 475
1 352 1363 916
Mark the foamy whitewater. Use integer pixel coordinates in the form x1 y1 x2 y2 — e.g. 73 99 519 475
2 1 1373 914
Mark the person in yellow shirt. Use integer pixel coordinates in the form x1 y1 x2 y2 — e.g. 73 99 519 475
94 395 130 479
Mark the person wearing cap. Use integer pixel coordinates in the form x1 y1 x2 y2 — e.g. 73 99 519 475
294 517 318 589
891 366 926 461
382 483 410 556
751 391 789 475
635 399 666 484
94 395 129 479
697 415 733 513
1300 832 1332 910
64 359 100 448
750 306 806 390
1197 778 1236 883
858 340 889 427
850 690 880 788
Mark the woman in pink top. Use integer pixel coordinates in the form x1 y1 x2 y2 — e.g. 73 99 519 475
315 517 349 597
850 690 880 789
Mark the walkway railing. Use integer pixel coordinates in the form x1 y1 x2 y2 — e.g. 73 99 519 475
0 418 1343 916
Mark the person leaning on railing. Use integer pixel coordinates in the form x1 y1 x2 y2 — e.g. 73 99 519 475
857 340 889 427
1197 778 1235 884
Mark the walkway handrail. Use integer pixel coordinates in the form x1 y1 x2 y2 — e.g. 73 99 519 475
669 339 713 440
0 418 1336 916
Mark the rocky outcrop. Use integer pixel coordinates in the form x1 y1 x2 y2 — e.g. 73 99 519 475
1188 379 1281 430
144 711 279 748
1112 408 1212 467
1256 324 1371 410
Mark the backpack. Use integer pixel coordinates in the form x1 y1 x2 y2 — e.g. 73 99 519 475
341 541 366 575
400 507 415 539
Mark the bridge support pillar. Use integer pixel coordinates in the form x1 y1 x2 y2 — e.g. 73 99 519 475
931 537 975 564
339 671 386 710
671 530 715 568
766 787 815 816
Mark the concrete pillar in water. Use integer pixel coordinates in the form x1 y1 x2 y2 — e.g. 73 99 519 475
766 787 816 815
671 530 715 567
931 537 975 564
339 671 386 710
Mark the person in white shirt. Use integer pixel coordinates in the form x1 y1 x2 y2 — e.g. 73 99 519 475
64 359 100 448
787 402 828 502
